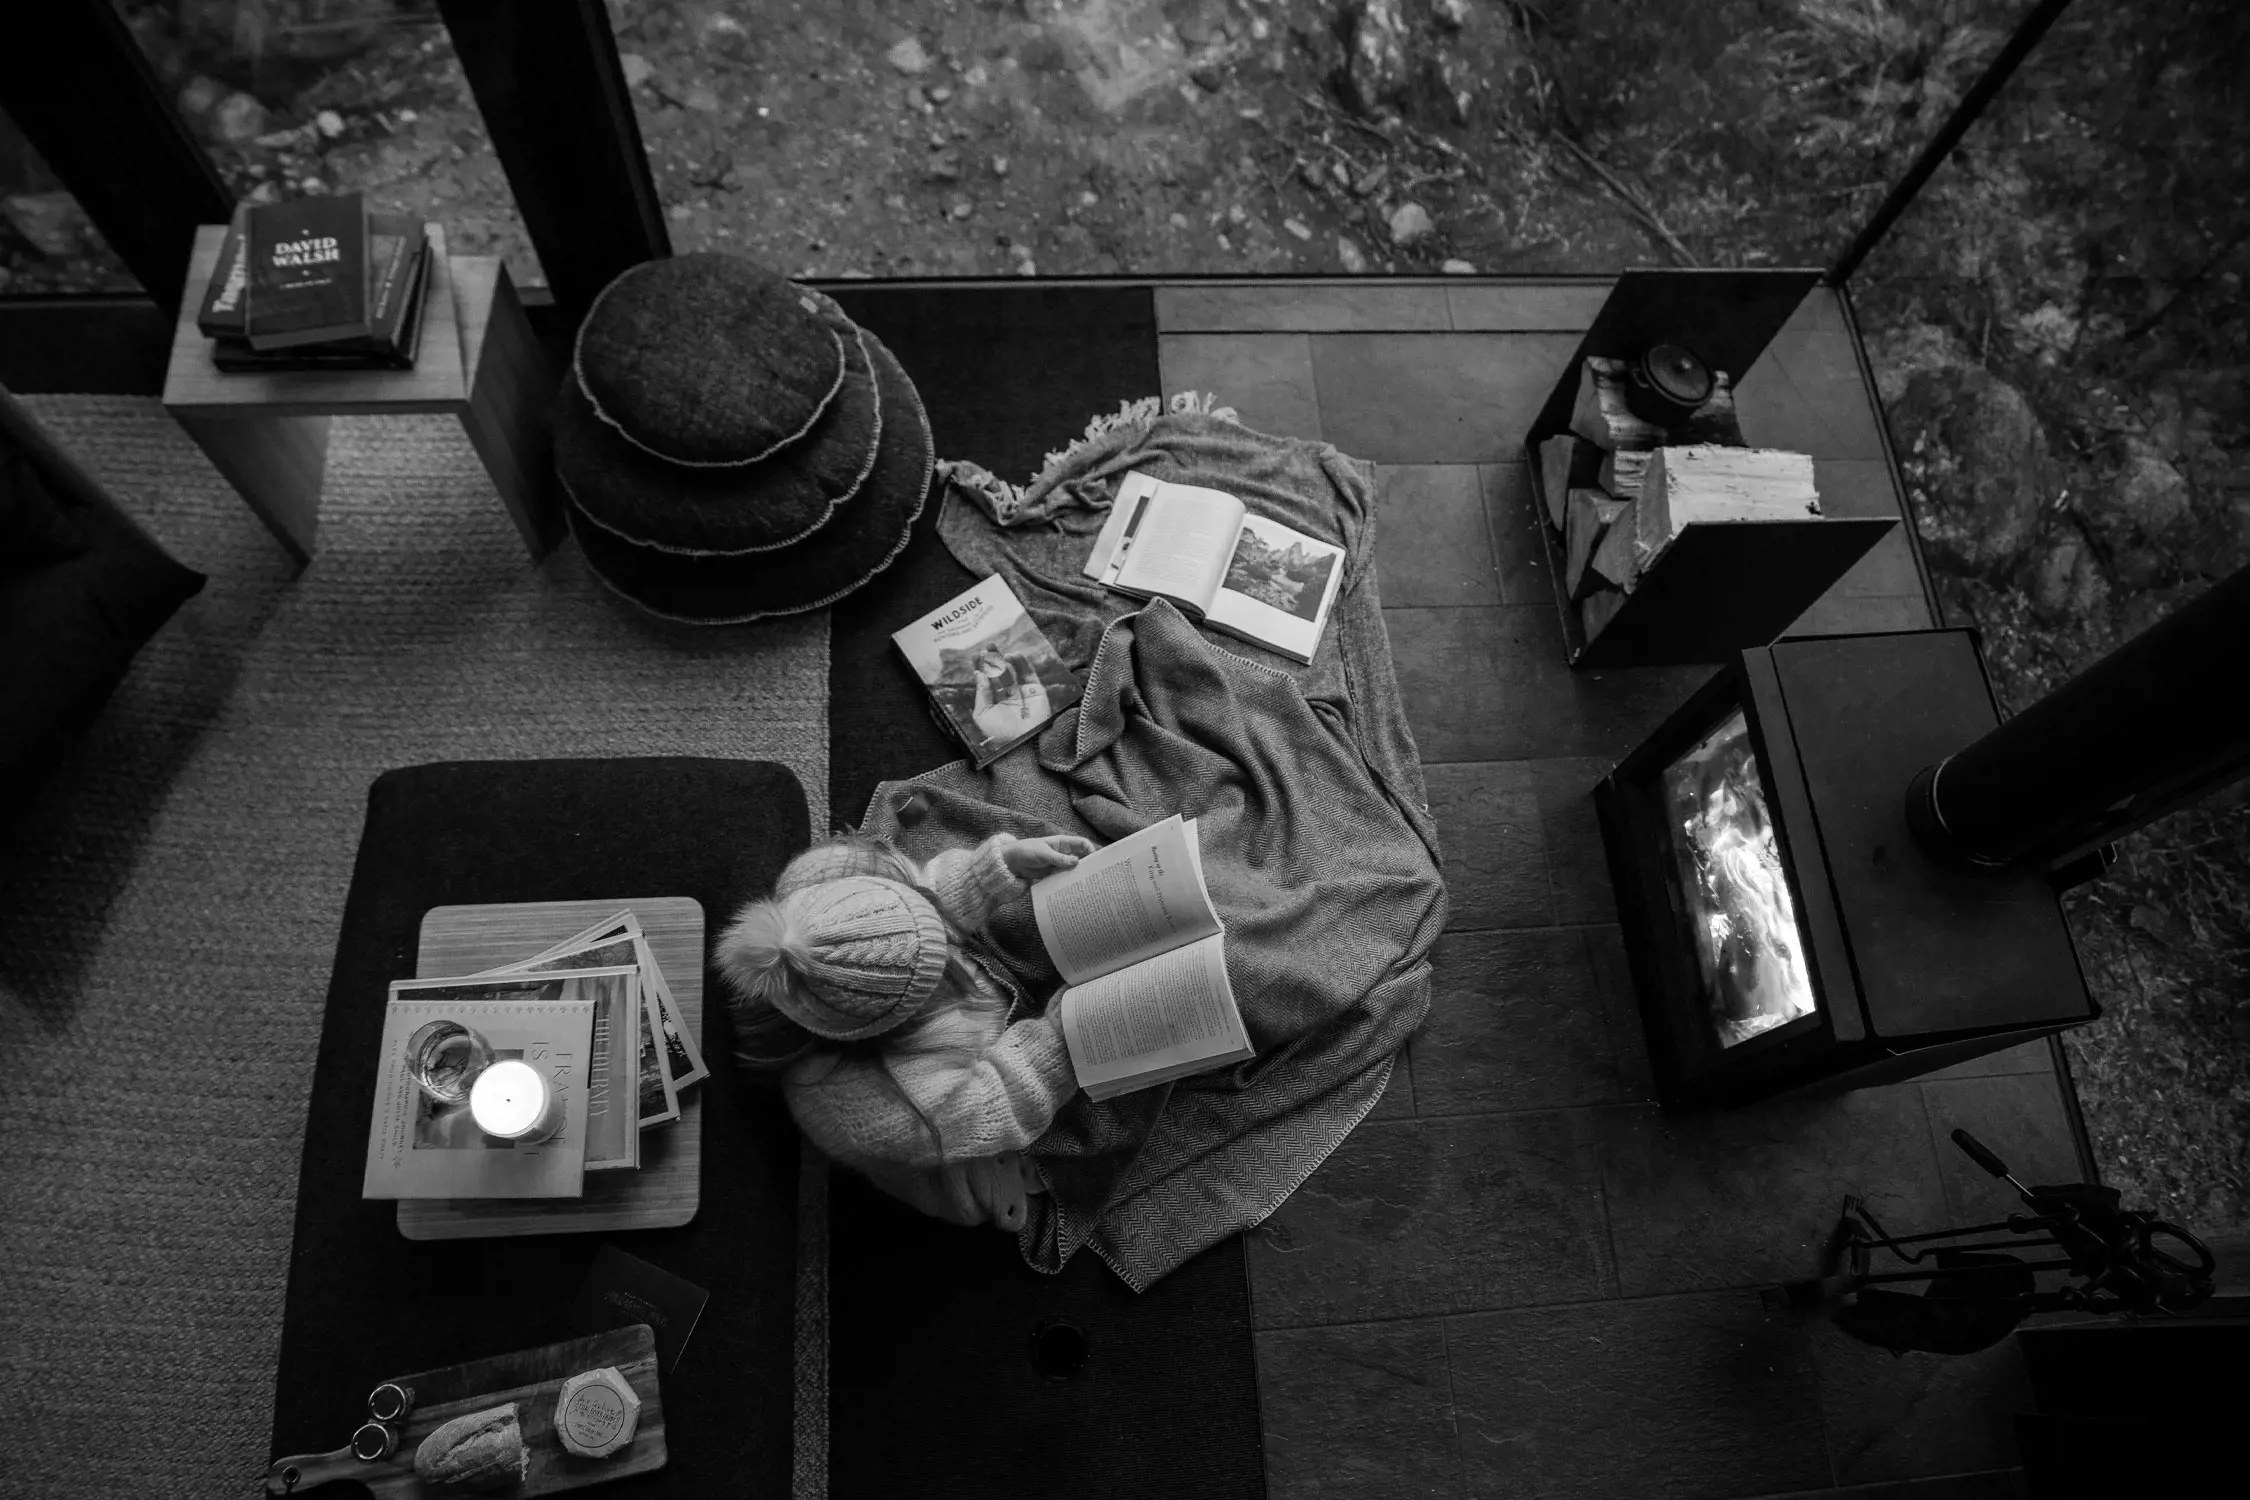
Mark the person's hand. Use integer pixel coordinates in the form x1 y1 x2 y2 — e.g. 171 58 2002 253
1002 834 1098 881
977 1151 1031 1232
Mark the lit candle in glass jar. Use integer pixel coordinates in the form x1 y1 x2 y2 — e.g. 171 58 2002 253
469 1059 561 1143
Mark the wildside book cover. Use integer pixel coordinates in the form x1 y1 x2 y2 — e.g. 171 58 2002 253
245 193 371 351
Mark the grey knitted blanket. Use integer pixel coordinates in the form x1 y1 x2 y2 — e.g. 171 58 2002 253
860 403 1447 1290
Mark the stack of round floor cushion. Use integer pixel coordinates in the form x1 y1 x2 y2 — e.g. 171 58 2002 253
554 253 933 623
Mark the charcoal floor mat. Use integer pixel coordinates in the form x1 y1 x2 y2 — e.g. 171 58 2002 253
820 283 1160 829
816 285 1263 1499
827 1169 1266 1500
270 757 811 1498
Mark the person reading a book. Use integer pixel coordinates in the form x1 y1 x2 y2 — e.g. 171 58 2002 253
969 642 1049 747
716 828 1095 1229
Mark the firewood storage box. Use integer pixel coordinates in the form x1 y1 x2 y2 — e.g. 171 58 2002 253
1524 268 1897 669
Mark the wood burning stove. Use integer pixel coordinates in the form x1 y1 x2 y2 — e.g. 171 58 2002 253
1597 629 2099 1107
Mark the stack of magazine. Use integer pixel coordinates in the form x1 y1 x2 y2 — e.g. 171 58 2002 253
360 909 710 1201
197 191 434 373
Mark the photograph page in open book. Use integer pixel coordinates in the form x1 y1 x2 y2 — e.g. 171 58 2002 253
1084 471 1345 664
1031 814 1254 1101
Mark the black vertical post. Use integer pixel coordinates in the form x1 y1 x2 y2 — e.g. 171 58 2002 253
1829 0 2076 287
0 0 233 315
437 0 670 321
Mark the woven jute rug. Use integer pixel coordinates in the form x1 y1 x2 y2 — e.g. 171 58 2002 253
0 398 829 1499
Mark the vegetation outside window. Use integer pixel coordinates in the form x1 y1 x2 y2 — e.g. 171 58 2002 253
0 108 142 294
109 0 548 292
1849 0 2250 1237
618 0 2016 279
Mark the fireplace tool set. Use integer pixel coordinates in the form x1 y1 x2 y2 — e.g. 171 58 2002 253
1772 1127 2215 1355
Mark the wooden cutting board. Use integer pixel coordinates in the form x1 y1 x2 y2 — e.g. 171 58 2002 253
266 1325 665 1496
400 897 705 1240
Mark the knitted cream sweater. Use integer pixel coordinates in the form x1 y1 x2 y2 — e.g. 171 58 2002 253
781 833 1078 1225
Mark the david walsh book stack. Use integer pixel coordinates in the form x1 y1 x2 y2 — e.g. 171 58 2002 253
197 191 433 372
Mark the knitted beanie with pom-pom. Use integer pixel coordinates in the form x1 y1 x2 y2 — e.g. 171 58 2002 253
717 875 949 1041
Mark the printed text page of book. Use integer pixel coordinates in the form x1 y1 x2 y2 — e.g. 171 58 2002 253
1032 815 1221 985
1113 487 1242 610
1060 934 1243 1087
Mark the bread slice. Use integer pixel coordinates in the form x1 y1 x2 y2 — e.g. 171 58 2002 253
413 1402 528 1489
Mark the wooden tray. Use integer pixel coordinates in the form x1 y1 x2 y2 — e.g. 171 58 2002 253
266 1324 666 1496
400 898 705 1241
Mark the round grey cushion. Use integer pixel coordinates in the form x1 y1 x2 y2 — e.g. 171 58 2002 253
573 253 846 468
570 329 933 624
555 304 882 555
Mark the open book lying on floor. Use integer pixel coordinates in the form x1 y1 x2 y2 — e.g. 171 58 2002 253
1033 814 1255 1102
1083 471 1346 664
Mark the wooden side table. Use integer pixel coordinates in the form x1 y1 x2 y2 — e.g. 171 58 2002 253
162 222 562 566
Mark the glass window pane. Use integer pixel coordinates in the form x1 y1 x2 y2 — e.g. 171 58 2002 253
112 0 546 290
0 106 142 293
633 0 2018 278
1850 0 2250 1233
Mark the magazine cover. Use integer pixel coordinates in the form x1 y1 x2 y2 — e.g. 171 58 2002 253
892 574 1082 766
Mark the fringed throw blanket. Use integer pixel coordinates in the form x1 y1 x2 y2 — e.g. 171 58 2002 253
860 400 1448 1290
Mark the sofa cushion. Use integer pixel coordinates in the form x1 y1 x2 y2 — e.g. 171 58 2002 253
0 424 205 802
0 442 90 572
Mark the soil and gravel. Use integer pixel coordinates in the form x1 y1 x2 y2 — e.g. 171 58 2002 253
4 0 2244 1236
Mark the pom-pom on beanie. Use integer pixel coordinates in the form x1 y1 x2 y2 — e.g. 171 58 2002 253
717 876 949 1041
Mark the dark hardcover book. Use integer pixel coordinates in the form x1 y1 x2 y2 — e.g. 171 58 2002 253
244 193 371 351
369 225 431 366
305 216 424 358
569 1243 709 1373
195 204 252 340
210 344 401 373
208 221 432 373
354 216 416 350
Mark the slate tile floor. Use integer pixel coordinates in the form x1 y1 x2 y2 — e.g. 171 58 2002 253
1155 281 2079 1500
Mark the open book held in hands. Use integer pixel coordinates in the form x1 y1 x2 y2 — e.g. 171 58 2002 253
1033 814 1255 1102
1083 471 1346 664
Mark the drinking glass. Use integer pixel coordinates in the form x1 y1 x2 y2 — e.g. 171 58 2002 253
407 1019 492 1105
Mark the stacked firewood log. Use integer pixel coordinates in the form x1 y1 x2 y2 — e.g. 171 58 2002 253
1538 357 1821 641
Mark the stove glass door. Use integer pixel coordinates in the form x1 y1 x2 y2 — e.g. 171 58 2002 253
1659 706 1817 1048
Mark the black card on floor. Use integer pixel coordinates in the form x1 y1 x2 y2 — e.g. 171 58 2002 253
569 1243 711 1373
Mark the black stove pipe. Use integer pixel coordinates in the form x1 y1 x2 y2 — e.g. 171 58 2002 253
1907 564 2250 873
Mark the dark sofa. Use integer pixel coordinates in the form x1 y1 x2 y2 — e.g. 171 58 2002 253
0 381 204 827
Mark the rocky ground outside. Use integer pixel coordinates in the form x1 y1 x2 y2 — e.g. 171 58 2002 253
4 0 2245 1234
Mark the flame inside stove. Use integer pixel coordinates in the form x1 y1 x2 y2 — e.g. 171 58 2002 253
1660 707 1816 1048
